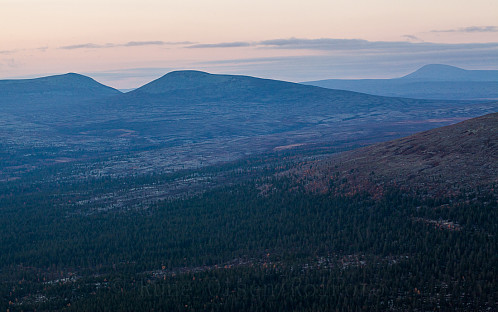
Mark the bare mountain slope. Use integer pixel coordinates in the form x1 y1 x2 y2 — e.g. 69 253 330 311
297 112 498 197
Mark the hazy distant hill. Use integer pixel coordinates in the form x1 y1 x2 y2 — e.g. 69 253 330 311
0 73 120 95
1 70 497 180
90 70 496 155
297 112 498 197
303 64 498 100
0 73 121 110
401 64 498 81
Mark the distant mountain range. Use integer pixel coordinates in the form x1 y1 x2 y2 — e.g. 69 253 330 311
303 64 498 100
297 112 498 197
1 70 497 180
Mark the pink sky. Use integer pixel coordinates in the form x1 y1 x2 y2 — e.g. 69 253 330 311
1 0 497 88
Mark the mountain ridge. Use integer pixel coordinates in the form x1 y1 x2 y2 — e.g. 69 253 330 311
399 64 498 81
131 70 325 95
1 69 497 181
0 72 121 96
303 64 498 100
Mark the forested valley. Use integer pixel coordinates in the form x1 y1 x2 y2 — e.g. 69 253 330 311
1 156 496 311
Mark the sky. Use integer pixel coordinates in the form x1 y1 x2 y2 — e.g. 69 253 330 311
1 0 497 89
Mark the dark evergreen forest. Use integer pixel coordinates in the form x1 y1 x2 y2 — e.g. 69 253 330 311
0 164 496 311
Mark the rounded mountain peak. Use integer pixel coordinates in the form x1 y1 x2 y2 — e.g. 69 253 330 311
400 64 498 82
134 70 243 94
0 73 120 97
401 64 467 81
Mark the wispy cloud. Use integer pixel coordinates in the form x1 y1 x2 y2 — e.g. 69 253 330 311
0 49 18 55
123 41 193 47
431 26 498 33
187 42 252 48
190 39 498 81
60 43 114 50
260 38 440 52
402 35 423 42
59 41 193 50
182 37 498 81
186 38 382 50
58 37 498 55
259 38 373 50
185 37 498 54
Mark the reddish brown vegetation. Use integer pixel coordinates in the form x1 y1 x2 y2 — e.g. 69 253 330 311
291 112 498 198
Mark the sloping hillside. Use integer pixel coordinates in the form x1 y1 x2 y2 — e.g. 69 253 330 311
296 112 498 197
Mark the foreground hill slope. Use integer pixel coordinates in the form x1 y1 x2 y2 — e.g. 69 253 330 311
299 112 498 197
303 64 498 100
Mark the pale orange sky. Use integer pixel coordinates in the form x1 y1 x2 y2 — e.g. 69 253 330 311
1 0 497 88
